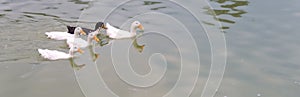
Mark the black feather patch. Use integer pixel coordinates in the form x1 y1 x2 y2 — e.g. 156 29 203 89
67 26 76 34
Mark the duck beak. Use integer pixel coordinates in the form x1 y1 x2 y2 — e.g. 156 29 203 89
93 36 100 42
80 30 86 35
138 24 144 31
101 24 108 29
77 48 84 54
139 45 145 53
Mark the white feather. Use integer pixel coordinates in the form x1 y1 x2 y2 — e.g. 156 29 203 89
38 49 71 60
66 37 88 48
45 31 73 40
106 23 136 39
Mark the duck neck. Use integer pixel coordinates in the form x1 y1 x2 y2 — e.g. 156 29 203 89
94 23 101 31
130 25 137 34
94 26 98 31
94 28 100 34
87 35 92 45
74 32 80 38
69 50 74 57
74 35 79 38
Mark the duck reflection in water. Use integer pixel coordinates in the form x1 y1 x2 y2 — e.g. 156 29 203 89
66 21 146 69
132 38 145 53
88 45 99 62
69 58 85 70
95 32 146 53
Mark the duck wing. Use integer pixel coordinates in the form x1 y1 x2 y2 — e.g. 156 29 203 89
82 28 94 35
67 26 93 35
106 23 136 39
66 38 89 48
38 49 71 60
45 31 73 40
106 23 120 38
114 30 135 39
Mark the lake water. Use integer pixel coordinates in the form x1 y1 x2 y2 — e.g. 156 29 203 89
0 0 299 97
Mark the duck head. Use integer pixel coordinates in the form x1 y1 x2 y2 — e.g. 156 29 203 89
87 32 100 43
130 21 144 34
132 21 144 31
69 45 84 57
74 27 86 36
95 22 107 30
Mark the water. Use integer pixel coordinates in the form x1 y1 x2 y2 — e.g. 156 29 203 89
0 0 300 97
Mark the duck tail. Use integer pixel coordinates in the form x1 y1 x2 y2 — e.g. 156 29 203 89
67 26 76 34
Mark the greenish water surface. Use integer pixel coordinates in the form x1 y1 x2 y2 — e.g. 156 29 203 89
0 0 299 97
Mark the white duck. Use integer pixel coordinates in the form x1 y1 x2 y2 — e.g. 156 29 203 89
106 21 144 39
45 22 107 40
66 27 88 48
43 27 100 60
38 45 84 60
66 27 101 48
45 27 86 40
